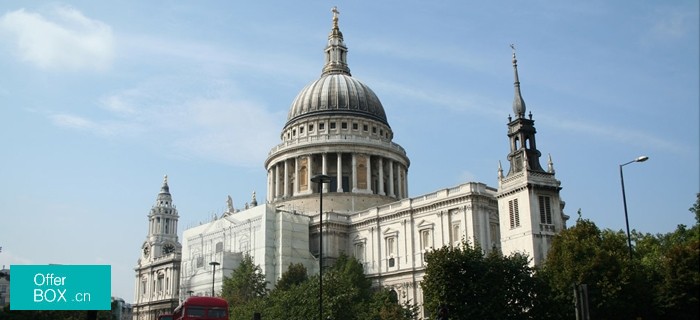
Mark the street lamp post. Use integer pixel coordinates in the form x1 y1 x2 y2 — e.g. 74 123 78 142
619 155 649 259
311 174 331 320
209 261 220 296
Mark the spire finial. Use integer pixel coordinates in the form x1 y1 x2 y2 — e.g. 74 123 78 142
332 6 339 28
547 153 555 174
322 6 351 76
163 174 168 185
511 44 526 118
498 161 503 180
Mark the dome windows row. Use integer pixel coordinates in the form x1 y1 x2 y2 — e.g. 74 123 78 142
283 117 393 142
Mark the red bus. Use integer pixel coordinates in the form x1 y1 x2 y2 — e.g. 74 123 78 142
173 296 229 320
157 315 173 320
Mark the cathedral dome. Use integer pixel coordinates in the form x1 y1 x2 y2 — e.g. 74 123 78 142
285 7 389 128
286 73 388 125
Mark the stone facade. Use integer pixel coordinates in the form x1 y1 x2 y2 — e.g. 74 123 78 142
178 203 316 299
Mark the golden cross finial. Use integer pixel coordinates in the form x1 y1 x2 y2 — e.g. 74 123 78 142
332 6 339 26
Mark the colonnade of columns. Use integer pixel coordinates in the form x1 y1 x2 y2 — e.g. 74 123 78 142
267 152 408 202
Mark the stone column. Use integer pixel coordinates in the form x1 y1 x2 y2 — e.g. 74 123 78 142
366 155 372 193
294 157 299 196
403 169 409 198
274 164 279 199
337 153 343 192
388 159 395 197
397 163 403 198
267 169 272 202
352 153 358 192
378 157 385 195
322 153 328 193
307 155 312 194
284 160 289 198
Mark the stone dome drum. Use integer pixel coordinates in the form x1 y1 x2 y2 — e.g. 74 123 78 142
286 73 388 126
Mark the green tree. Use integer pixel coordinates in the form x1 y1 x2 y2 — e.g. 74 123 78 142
261 254 416 320
543 218 654 319
220 254 268 319
640 194 700 319
421 242 540 320
275 263 308 291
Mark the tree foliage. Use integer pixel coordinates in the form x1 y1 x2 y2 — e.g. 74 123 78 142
542 218 653 319
543 197 700 319
421 242 541 320
274 263 308 291
220 254 268 319
225 253 416 320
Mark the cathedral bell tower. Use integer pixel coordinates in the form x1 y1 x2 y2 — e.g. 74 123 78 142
497 48 568 266
133 176 182 320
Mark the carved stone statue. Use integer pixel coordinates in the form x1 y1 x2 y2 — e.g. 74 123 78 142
226 195 234 213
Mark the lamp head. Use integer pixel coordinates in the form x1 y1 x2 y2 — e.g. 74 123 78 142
635 156 649 163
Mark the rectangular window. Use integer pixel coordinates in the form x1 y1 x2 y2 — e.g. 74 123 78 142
352 123 358 130
387 237 396 256
372 126 377 133
452 223 461 245
509 199 520 228
421 229 431 250
386 237 397 268
319 123 325 130
341 122 348 129
539 196 553 224
142 280 146 294
292 129 296 136
330 122 336 129
363 124 368 131
299 126 304 134
196 256 204 268
354 243 365 262
309 124 314 131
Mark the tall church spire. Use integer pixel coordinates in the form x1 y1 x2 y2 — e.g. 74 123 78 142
497 47 566 267
511 44 526 118
322 6 351 76
505 47 545 175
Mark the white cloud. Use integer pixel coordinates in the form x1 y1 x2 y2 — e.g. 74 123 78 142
50 113 99 130
49 113 144 137
0 6 114 71
50 84 282 167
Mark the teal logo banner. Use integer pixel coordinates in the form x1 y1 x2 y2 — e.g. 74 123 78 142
10 265 111 310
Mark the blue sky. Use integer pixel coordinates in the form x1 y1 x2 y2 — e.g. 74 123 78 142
0 0 697 303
